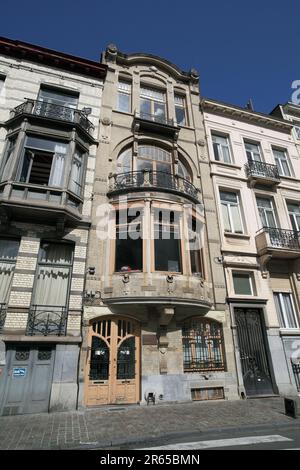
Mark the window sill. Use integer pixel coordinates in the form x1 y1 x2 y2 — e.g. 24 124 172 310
224 232 250 240
279 175 300 183
211 160 242 170
113 109 134 117
279 328 300 336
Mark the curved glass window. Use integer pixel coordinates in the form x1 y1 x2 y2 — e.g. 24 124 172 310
182 318 225 372
116 148 132 174
178 160 191 180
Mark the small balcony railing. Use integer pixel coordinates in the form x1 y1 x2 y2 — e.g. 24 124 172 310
183 359 225 372
258 227 300 251
134 110 175 127
0 303 7 332
10 99 94 135
245 160 280 182
26 305 67 336
108 170 200 201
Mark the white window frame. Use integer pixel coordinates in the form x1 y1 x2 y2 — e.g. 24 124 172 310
220 191 244 234
244 140 262 162
232 271 255 296
287 202 300 231
272 147 291 177
174 94 187 126
256 197 278 229
274 292 299 329
117 80 132 113
211 133 232 163
294 126 300 140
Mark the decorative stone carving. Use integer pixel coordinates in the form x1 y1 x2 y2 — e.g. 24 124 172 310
105 43 118 62
101 117 112 126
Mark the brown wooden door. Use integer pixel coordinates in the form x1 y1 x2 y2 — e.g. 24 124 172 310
85 317 140 406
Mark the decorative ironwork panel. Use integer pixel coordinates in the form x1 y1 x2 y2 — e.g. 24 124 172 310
89 336 109 380
26 305 67 336
245 160 280 180
266 227 300 250
37 348 52 361
182 318 225 372
235 308 273 396
15 348 30 361
0 303 7 332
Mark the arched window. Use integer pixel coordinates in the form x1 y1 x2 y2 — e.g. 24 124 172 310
182 318 225 372
116 148 132 174
137 145 172 174
178 159 191 181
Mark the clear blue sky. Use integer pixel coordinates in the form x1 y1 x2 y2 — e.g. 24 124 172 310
1 0 299 113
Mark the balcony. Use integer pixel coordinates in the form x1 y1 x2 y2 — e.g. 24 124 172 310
0 303 7 332
256 227 300 259
133 111 179 139
8 99 94 137
245 160 280 187
26 305 67 336
107 170 200 202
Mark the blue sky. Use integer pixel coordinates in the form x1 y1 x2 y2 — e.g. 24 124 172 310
1 0 299 113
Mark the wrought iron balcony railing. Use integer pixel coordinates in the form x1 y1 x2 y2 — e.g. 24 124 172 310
183 360 225 372
135 110 175 127
245 160 280 181
26 305 67 336
0 303 7 332
108 170 200 201
260 227 300 250
10 99 94 135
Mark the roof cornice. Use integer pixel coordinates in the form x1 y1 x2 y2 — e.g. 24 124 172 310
202 98 293 133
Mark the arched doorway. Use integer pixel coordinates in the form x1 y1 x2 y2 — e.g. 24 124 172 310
84 317 140 406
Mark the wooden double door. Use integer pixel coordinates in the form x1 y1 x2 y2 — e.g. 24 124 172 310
85 317 140 406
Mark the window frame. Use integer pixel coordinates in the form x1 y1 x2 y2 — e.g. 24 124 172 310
152 209 182 274
139 85 167 121
244 139 263 162
174 93 187 126
219 190 244 234
274 292 299 329
272 146 291 177
116 79 132 113
211 132 232 163
287 202 300 232
232 271 256 296
256 196 278 229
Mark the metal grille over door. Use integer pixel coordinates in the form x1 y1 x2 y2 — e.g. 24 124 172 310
85 317 140 406
235 308 274 396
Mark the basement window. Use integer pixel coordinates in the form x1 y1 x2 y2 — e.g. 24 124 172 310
191 387 224 401
19 136 68 187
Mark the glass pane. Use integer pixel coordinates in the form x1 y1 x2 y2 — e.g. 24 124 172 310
154 227 181 272
230 205 243 233
19 150 31 182
222 145 231 163
256 197 272 209
220 191 237 204
221 203 231 232
26 136 65 153
281 159 290 176
117 93 130 113
213 143 220 161
154 102 166 120
39 88 78 108
274 294 285 328
33 265 70 306
266 210 277 228
283 294 298 328
115 230 142 272
0 239 19 261
140 98 151 116
233 274 252 295
175 106 185 126
39 243 73 265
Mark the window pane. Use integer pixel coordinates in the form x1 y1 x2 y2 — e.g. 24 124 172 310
155 226 181 272
140 98 151 116
117 93 130 113
221 203 231 232
283 294 298 328
231 204 243 233
115 232 142 271
256 197 272 209
274 293 285 328
213 142 220 160
39 243 73 265
175 106 185 126
233 273 252 295
19 150 31 182
69 149 83 195
220 191 237 204
38 88 78 108
154 102 166 120
222 145 231 163
0 239 19 260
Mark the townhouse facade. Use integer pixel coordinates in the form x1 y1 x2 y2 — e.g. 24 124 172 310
79 44 239 408
202 98 300 397
0 37 106 415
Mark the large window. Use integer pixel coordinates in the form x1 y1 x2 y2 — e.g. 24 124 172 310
189 217 204 276
140 87 166 122
154 209 181 272
35 87 78 120
233 272 255 295
18 136 68 187
117 80 131 113
115 209 143 272
220 190 243 233
287 202 300 231
274 293 299 329
174 94 186 126
212 133 231 163
244 141 262 162
256 197 277 228
32 242 73 309
273 147 291 177
0 238 19 305
182 318 225 372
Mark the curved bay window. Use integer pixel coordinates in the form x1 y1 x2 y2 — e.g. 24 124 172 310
182 318 225 372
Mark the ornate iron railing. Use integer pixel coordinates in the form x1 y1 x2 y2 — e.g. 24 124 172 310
108 170 200 201
183 360 225 372
0 303 7 332
262 227 300 250
245 160 280 180
26 305 67 336
11 99 94 134
135 110 174 126
292 362 300 391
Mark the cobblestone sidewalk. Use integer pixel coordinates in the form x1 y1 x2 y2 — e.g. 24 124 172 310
0 397 298 450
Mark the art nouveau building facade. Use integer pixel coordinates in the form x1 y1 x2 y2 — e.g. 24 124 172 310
0 37 106 415
203 99 300 397
79 45 239 407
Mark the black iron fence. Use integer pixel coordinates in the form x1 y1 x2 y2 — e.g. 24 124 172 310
0 303 7 332
11 100 94 134
245 160 280 180
262 227 300 250
26 305 67 336
108 170 199 201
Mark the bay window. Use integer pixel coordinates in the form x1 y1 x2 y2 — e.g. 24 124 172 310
115 209 143 272
154 209 181 272
18 136 68 188
274 292 299 329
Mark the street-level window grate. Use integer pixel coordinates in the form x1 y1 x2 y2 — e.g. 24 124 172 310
191 387 224 401
292 362 300 391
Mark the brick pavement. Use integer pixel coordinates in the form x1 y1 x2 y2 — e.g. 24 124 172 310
0 397 298 450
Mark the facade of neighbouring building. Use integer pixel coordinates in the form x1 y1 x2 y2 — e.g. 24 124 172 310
79 44 239 408
0 37 106 415
203 98 300 397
